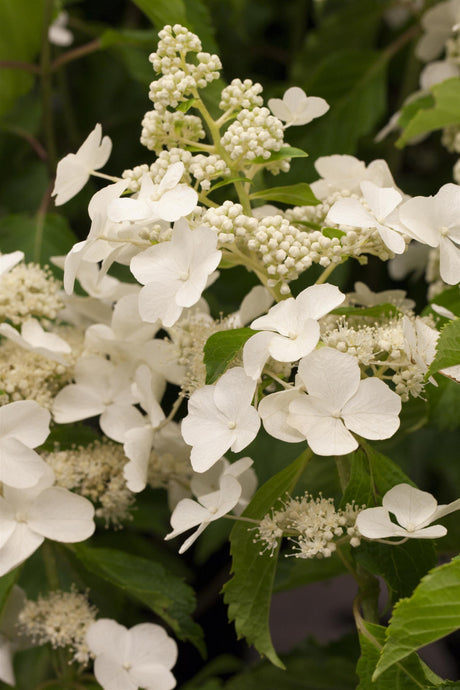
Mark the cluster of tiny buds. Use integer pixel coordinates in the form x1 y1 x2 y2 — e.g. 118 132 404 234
256 493 362 558
141 109 205 153
220 107 285 161
122 149 193 192
148 25 221 113
203 201 342 293
219 78 264 112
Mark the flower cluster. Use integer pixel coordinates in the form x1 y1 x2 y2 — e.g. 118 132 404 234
257 493 361 558
18 587 97 665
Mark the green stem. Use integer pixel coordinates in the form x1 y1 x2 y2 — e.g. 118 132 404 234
50 38 102 72
0 60 40 73
34 181 53 263
192 94 252 214
335 455 351 492
41 0 57 175
315 261 339 285
41 542 60 590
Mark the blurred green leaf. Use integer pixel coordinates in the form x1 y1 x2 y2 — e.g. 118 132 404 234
293 50 388 164
223 449 312 668
249 182 319 206
333 304 402 319
129 0 187 29
204 328 254 384
225 637 357 689
0 213 78 266
0 570 18 616
397 78 460 147
72 545 205 654
0 0 45 117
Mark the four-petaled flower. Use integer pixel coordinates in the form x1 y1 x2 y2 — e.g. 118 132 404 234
356 483 460 540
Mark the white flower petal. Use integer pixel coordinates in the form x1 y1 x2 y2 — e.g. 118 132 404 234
28 488 95 542
342 378 401 440
382 484 437 530
0 524 44 577
297 348 360 409
258 389 306 443
0 400 50 448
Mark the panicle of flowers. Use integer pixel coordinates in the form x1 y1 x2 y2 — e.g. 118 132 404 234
18 587 97 665
256 493 362 558
0 261 63 325
0 339 72 408
43 440 134 527
148 24 222 113
122 148 193 192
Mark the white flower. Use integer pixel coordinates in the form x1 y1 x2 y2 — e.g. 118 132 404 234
310 155 397 200
123 364 166 493
243 283 345 380
52 356 142 442
356 483 460 540
48 11 73 46
190 456 257 516
181 367 260 473
0 251 24 276
288 348 401 456
0 466 95 576
130 219 222 327
0 319 71 364
326 181 406 254
52 124 112 206
165 474 243 553
398 183 460 285
348 282 415 310
0 401 50 489
108 163 198 223
416 0 460 62
86 619 177 690
268 87 329 127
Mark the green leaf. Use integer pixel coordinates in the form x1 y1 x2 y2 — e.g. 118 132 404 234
203 328 254 384
251 147 309 164
427 319 460 377
0 0 46 117
225 638 358 689
426 375 460 431
322 227 346 240
294 50 388 164
355 539 436 604
130 0 219 53
397 78 460 147
249 183 319 206
177 98 198 113
0 569 19 616
361 442 416 495
223 449 312 668
375 555 460 678
396 93 434 130
209 176 252 192
332 304 402 319
129 0 187 28
274 552 346 592
0 213 78 266
357 622 442 689
72 545 204 654
99 27 158 49
339 449 375 509
425 285 460 319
